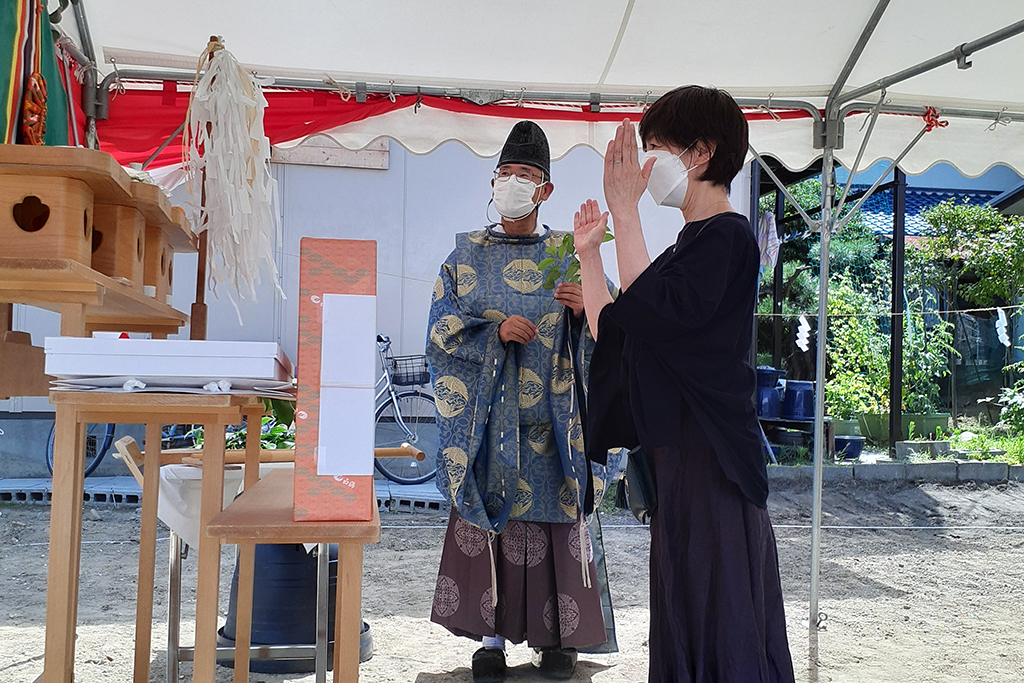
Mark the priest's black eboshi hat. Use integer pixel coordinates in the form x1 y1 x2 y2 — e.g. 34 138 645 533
497 121 550 180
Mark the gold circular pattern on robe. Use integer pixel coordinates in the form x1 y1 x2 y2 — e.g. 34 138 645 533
518 368 544 409
512 478 534 517
569 416 584 452
551 354 574 394
430 315 465 354
444 446 469 494
434 375 470 418
537 312 560 349
482 309 508 323
456 264 478 297
468 230 489 245
502 259 543 294
558 480 578 519
526 424 554 455
432 276 444 302
592 474 606 506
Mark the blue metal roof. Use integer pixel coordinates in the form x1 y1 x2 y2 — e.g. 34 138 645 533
851 185 1002 236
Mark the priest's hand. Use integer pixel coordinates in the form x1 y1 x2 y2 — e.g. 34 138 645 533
499 315 538 345
604 118 655 217
555 282 585 319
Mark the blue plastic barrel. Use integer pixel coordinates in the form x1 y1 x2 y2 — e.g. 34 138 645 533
217 543 372 673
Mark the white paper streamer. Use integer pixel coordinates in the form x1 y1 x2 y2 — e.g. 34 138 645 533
796 314 812 352
185 38 283 321
996 308 1011 348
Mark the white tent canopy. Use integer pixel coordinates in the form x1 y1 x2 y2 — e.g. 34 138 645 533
71 0 1024 176
60 0 1024 637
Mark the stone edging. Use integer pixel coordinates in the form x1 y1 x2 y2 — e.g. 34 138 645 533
769 461 1024 484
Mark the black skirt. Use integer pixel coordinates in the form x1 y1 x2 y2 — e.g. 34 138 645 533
646 408 795 683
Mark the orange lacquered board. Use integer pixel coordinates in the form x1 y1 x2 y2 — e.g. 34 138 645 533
293 238 376 521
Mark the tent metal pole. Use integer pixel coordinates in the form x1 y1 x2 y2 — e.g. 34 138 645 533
773 191 785 369
889 168 907 454
750 161 762 370
826 0 891 112
841 101 1024 123
836 124 927 231
749 146 819 232
837 19 1024 106
809 147 833 638
836 92 886 217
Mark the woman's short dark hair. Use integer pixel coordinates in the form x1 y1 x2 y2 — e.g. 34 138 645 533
639 85 748 188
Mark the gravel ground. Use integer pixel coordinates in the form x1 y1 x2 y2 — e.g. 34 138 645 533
1 479 1023 682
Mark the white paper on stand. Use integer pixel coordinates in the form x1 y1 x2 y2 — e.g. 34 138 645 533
316 386 376 476
316 293 376 476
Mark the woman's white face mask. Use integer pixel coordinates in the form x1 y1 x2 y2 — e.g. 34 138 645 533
492 175 541 220
642 149 697 208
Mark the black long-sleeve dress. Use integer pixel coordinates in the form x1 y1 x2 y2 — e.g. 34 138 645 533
587 211 796 683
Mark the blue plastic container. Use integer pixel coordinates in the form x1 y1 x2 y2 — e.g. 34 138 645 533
757 385 783 418
218 544 372 673
756 366 786 388
835 435 865 461
783 380 815 420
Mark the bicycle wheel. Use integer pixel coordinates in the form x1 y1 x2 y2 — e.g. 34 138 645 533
373 390 439 485
46 422 117 478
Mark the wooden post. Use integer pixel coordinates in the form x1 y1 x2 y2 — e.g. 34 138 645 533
42 406 85 683
193 419 227 683
232 405 264 681
133 422 165 683
190 230 208 340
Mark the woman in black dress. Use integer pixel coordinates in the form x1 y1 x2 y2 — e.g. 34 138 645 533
574 86 796 683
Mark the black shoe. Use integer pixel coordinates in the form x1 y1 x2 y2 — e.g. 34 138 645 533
534 647 577 680
472 647 507 683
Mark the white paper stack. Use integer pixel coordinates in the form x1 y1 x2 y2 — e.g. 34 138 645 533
44 338 295 397
316 293 376 476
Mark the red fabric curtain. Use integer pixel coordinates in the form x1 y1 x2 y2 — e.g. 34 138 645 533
97 87 813 169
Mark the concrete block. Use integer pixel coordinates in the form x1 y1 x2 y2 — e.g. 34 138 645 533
957 461 1009 483
905 461 958 484
822 466 854 483
767 465 813 481
854 463 906 481
1010 465 1024 482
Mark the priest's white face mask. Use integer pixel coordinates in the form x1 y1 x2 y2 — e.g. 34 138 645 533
492 174 543 220
642 148 698 208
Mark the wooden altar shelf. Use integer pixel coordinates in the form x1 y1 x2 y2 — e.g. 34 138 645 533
0 145 197 254
0 257 187 337
0 144 132 202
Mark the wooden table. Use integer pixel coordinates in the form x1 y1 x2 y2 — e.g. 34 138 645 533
207 468 381 683
42 390 265 683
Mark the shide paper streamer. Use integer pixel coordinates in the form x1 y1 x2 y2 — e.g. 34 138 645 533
184 37 283 323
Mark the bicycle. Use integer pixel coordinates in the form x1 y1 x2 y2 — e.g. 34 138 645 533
45 422 197 478
373 334 438 485
45 422 116 478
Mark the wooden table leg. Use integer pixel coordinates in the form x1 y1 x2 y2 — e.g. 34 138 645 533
233 407 263 682
133 422 164 683
334 542 364 683
59 303 87 337
193 420 227 683
43 406 85 683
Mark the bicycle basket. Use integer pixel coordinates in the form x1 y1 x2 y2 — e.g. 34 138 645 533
390 354 431 386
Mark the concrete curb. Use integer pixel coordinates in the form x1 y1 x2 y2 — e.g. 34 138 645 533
905 461 958 484
768 460 1021 485
853 463 906 481
957 461 1009 483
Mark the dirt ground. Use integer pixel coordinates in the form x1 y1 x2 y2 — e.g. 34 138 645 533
2 480 1023 683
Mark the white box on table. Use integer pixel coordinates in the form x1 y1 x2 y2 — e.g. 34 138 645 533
43 338 293 381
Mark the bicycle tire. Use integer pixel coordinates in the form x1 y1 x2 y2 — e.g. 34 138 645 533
45 422 117 478
373 390 439 485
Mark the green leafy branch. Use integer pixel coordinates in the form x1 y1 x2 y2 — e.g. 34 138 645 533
537 229 614 314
